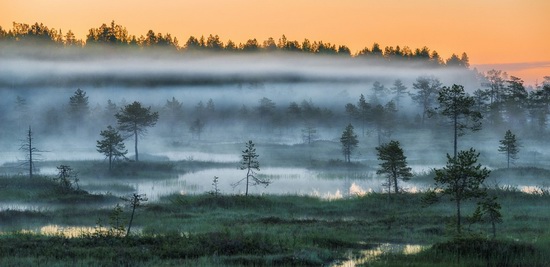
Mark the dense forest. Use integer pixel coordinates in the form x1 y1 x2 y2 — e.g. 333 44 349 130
0 21 470 66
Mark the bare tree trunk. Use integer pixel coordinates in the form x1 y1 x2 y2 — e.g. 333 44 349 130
134 127 138 162
245 165 251 196
127 204 136 236
456 198 461 234
393 174 399 194
108 151 112 171
454 113 458 159
491 221 496 239
422 108 426 126
28 127 33 179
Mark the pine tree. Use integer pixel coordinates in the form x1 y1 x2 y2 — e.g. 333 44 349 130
435 84 482 158
344 94 371 137
390 79 408 109
108 204 125 237
411 76 442 125
233 140 270 196
498 130 520 168
123 193 147 237
376 140 412 194
97 125 127 171
472 196 502 239
433 148 490 234
301 121 318 144
54 165 79 194
340 124 359 163
189 118 205 140
163 97 184 135
115 101 159 161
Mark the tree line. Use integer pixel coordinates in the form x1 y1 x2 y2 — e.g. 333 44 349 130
6 73 550 150
344 75 550 141
0 21 469 66
16 84 527 237
342 82 510 236
19 88 507 236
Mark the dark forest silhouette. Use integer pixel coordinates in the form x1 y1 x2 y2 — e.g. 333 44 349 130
0 21 469 67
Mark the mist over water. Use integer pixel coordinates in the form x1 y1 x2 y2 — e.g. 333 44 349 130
0 51 480 90
1 47 549 204
0 50 479 145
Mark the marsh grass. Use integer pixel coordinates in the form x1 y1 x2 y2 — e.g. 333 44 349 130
80 182 136 193
369 237 549 267
38 160 180 180
0 229 344 266
489 167 550 180
1 169 550 266
0 175 116 204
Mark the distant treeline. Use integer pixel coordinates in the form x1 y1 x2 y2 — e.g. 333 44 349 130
4 73 550 147
0 21 469 67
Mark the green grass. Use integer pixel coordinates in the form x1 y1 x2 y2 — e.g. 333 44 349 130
0 227 346 266
1 162 550 266
2 189 548 266
0 175 118 205
368 236 549 267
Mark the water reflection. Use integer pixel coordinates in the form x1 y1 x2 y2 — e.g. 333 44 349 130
334 243 427 267
0 152 21 166
520 185 550 195
152 151 239 162
4 160 549 205
40 224 104 237
129 168 423 201
3 224 140 238
0 202 54 212
38 166 58 175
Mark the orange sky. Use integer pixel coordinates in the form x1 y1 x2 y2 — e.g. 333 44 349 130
1 0 549 85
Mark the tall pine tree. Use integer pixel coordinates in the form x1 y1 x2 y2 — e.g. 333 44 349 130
435 84 482 158
97 126 127 171
498 130 519 168
433 148 490 234
340 124 359 163
376 140 412 194
115 101 159 161
233 140 270 196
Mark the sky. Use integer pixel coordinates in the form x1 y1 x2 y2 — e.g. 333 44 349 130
1 0 549 85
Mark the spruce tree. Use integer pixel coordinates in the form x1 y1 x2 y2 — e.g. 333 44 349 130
68 88 89 127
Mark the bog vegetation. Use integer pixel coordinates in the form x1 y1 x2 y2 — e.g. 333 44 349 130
0 21 550 266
